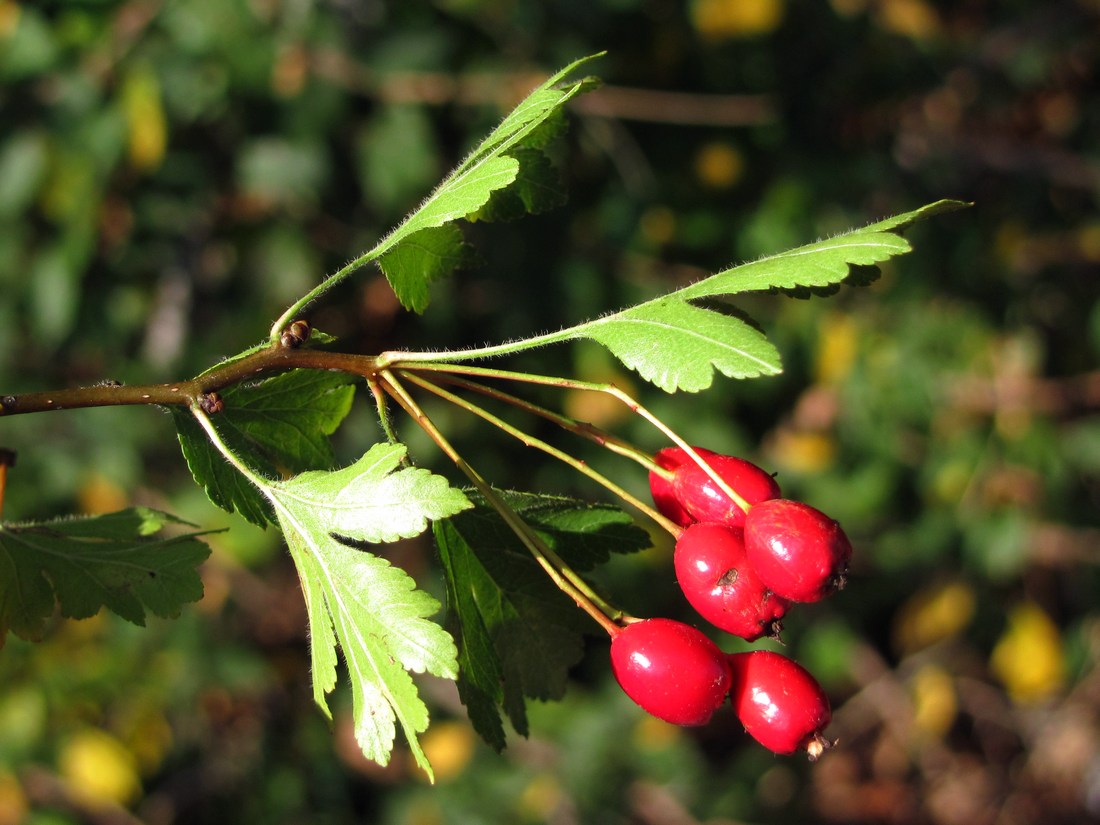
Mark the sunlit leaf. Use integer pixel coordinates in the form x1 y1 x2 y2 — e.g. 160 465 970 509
261 444 471 777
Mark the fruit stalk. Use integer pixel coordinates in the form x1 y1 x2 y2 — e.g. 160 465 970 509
396 370 681 536
377 370 625 637
387 361 751 512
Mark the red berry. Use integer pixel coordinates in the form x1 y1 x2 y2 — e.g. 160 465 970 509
674 523 789 641
610 618 731 726
743 499 852 603
728 650 833 759
648 447 706 528
670 449 780 528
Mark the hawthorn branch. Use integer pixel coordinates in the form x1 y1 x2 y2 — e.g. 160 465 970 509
0 343 378 417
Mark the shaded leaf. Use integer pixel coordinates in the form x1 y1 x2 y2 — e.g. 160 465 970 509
435 493 649 748
0 508 212 645
367 54 600 312
468 148 566 223
378 225 477 313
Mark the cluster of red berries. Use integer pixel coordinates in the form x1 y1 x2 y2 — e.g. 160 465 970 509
611 446 851 759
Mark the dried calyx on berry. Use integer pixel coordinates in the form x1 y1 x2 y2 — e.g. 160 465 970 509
727 650 834 759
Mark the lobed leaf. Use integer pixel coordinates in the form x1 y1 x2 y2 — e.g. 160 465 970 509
574 298 782 393
677 200 969 301
260 443 471 778
367 54 600 312
480 199 968 393
172 369 357 527
270 443 473 545
0 508 212 645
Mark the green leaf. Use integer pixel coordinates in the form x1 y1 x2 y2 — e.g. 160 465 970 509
261 443 471 777
677 199 969 300
172 369 357 527
365 54 600 312
468 148 566 223
0 508 213 646
441 199 967 393
378 225 477 313
575 298 782 392
269 443 473 544
435 492 649 749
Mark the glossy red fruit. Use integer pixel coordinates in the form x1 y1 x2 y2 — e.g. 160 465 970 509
728 650 833 759
610 618 731 726
669 449 780 528
743 499 852 603
674 522 789 641
648 447 714 528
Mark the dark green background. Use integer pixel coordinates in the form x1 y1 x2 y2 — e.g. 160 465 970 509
2 1 1098 823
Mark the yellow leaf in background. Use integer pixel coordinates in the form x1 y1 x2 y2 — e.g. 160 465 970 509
58 728 141 807
562 348 638 429
768 429 836 474
991 602 1066 704
1078 223 1100 261
892 579 976 655
639 205 677 246
122 708 174 775
518 773 564 822
910 664 957 739
633 713 685 750
77 472 129 515
876 0 940 40
417 720 476 783
691 0 785 40
695 142 744 190
121 65 167 172
0 771 28 825
0 1 20 39
814 312 859 385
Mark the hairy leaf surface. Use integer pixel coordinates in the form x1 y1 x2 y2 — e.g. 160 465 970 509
367 54 599 311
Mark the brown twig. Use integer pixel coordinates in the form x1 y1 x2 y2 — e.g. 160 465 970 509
308 50 776 127
0 345 376 417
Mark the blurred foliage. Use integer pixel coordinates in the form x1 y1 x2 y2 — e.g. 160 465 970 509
1 0 1099 823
